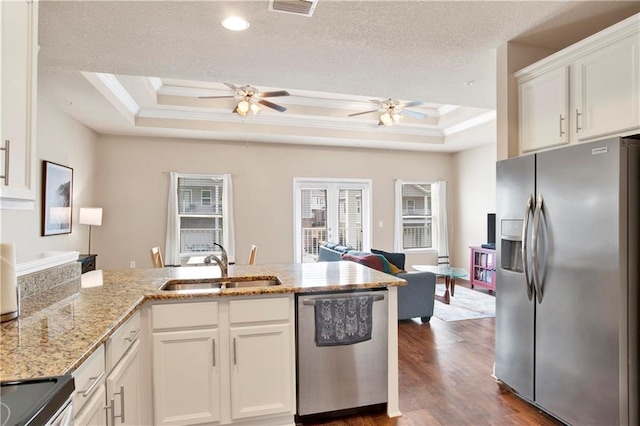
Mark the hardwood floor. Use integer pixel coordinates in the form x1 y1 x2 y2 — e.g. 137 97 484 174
300 284 561 426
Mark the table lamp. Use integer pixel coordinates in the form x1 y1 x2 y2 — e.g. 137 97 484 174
79 207 103 255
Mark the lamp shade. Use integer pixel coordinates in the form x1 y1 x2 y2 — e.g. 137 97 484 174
79 207 103 226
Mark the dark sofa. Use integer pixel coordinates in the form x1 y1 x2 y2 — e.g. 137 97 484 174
318 244 436 322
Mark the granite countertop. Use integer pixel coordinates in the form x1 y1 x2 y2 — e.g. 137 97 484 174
0 262 405 382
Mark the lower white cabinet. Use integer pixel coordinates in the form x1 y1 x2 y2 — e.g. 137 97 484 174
106 339 141 426
153 328 221 425
230 323 292 420
151 296 295 425
73 345 106 425
74 385 107 426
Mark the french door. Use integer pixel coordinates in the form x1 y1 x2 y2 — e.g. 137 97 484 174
294 179 371 263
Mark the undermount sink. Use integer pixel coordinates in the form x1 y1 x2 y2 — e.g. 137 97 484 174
161 276 282 291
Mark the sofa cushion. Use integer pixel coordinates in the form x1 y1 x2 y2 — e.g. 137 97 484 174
341 253 404 275
371 248 406 270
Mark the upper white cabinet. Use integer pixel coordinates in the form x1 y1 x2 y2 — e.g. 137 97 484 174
572 34 639 141
519 66 570 152
516 13 639 153
0 0 38 209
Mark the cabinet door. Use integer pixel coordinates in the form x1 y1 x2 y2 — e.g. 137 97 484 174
152 329 220 425
106 340 140 426
519 66 570 153
572 34 640 141
229 323 293 420
74 385 107 426
0 0 37 206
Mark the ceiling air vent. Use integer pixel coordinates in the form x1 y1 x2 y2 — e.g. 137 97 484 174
268 0 318 17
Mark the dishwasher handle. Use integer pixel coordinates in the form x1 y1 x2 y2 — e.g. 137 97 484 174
302 294 385 305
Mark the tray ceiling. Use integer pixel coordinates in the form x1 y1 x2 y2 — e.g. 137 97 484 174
37 1 640 152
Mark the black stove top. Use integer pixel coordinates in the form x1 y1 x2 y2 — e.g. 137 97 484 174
1 375 74 426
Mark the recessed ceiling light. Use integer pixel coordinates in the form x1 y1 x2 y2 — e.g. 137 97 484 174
221 16 250 31
464 80 475 87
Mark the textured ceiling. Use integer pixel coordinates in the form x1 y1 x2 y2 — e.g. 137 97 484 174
37 1 640 151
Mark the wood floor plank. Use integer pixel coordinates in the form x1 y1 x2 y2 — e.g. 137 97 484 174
299 285 561 426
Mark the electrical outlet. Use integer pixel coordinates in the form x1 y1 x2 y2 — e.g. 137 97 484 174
130 261 136 268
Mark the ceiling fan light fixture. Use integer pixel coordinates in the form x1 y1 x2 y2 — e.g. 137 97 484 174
380 112 393 126
237 99 250 115
221 16 250 31
392 113 403 124
249 103 261 115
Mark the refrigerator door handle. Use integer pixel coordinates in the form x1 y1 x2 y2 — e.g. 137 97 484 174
531 193 544 303
521 194 534 301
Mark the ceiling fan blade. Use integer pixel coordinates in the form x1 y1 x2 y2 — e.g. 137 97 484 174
400 100 428 108
258 99 287 112
198 95 237 99
401 109 428 119
257 90 290 98
224 82 238 92
348 109 379 117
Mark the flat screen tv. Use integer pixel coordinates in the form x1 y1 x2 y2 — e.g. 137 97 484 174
486 213 496 249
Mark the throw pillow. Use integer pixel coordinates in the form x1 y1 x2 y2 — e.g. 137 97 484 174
371 248 406 270
341 253 404 276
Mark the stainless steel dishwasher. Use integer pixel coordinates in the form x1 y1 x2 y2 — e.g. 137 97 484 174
296 289 388 417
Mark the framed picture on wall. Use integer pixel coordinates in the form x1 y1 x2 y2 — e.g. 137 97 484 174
42 161 73 236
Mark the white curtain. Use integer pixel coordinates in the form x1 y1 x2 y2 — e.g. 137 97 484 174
433 180 450 258
393 180 404 252
222 173 236 263
165 172 180 266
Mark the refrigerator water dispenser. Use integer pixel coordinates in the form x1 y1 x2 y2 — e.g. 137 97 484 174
500 219 523 273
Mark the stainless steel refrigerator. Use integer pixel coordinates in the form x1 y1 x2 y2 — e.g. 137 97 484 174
495 136 639 425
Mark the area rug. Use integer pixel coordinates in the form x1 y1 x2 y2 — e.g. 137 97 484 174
433 284 495 322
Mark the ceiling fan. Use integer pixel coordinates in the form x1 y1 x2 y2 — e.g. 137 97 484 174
349 99 429 126
199 83 290 116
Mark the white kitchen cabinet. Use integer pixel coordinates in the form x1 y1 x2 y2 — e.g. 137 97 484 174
0 0 38 209
106 339 141 426
151 296 295 426
73 345 106 425
74 385 107 426
228 297 293 421
516 13 639 154
519 66 570 152
571 33 639 141
229 323 293 420
152 300 220 425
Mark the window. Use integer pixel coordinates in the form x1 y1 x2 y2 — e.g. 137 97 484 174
396 182 433 250
201 190 212 206
165 173 235 265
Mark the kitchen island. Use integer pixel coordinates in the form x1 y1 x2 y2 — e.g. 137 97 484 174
0 261 405 424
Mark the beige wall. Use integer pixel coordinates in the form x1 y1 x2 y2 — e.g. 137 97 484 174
94 135 464 270
2 100 498 273
0 97 99 259
451 144 497 270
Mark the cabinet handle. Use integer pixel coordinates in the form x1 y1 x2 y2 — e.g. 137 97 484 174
105 400 113 424
212 339 216 367
576 109 582 132
109 398 116 425
233 338 237 365
125 328 140 342
559 114 565 136
77 372 104 398
0 140 9 185
113 385 125 423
